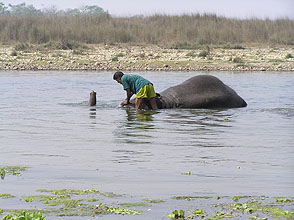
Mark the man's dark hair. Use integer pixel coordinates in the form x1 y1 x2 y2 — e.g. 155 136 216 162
113 71 124 80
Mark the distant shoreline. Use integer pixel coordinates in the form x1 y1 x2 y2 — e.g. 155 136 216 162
0 44 293 72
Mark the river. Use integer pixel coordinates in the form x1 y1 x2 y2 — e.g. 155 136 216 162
0 71 293 219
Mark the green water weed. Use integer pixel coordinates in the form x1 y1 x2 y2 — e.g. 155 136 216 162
168 210 185 219
2 211 46 220
214 210 238 218
143 199 165 203
0 168 5 180
187 208 207 218
99 191 123 198
95 203 142 215
22 195 65 203
232 195 250 202
249 215 267 220
0 166 29 180
231 199 294 219
37 188 99 196
182 171 192 175
172 196 212 200
119 202 150 208
276 198 294 203
0 194 15 199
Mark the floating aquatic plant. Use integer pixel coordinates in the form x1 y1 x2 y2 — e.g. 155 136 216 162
0 194 15 199
232 195 250 202
172 196 212 200
95 203 141 215
2 211 45 220
187 208 207 219
119 202 150 208
2 188 142 218
168 209 185 219
143 198 165 204
37 188 99 196
0 166 30 180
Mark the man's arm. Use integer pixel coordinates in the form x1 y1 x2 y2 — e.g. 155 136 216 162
120 88 133 106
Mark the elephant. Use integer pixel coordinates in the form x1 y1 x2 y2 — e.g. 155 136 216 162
88 75 247 109
154 75 247 109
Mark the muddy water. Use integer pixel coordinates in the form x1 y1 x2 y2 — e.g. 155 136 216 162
0 71 294 217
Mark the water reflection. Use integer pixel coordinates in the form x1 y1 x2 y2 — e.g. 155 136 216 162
113 109 157 145
89 108 96 119
162 108 233 132
270 107 294 118
124 109 157 129
111 149 153 164
111 109 159 164
124 109 158 122
135 110 156 122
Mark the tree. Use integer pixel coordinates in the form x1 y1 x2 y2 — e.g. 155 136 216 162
64 8 81 16
41 5 59 16
0 2 9 14
0 3 106 16
80 5 105 15
8 3 42 16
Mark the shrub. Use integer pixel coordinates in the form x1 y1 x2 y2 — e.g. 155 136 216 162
232 45 245 49
233 57 243 63
285 53 293 59
169 42 200 50
14 43 30 51
41 41 88 50
72 50 84 55
186 51 197 57
116 52 124 57
111 56 119 62
198 50 208 58
10 50 17 56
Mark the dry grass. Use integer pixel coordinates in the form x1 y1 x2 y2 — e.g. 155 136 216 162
0 14 293 46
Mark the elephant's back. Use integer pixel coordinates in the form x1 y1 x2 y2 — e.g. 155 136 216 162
160 75 247 108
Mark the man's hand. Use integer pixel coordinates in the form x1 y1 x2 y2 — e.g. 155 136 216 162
120 99 129 107
120 88 133 107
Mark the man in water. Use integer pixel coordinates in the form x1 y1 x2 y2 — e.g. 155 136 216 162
113 71 158 110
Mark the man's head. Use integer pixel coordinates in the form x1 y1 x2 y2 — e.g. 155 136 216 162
113 71 124 84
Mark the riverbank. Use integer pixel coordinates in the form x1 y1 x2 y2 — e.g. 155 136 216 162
0 44 293 71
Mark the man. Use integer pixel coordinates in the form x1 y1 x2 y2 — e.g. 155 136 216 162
113 71 158 110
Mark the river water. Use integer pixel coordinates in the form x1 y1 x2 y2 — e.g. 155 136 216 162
0 71 294 218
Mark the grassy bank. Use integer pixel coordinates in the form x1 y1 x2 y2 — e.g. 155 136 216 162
0 13 294 46
0 14 293 72
0 14 293 46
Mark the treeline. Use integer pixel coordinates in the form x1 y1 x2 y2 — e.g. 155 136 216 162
0 2 105 16
0 9 293 46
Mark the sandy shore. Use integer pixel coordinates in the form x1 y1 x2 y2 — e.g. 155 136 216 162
0 44 293 71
